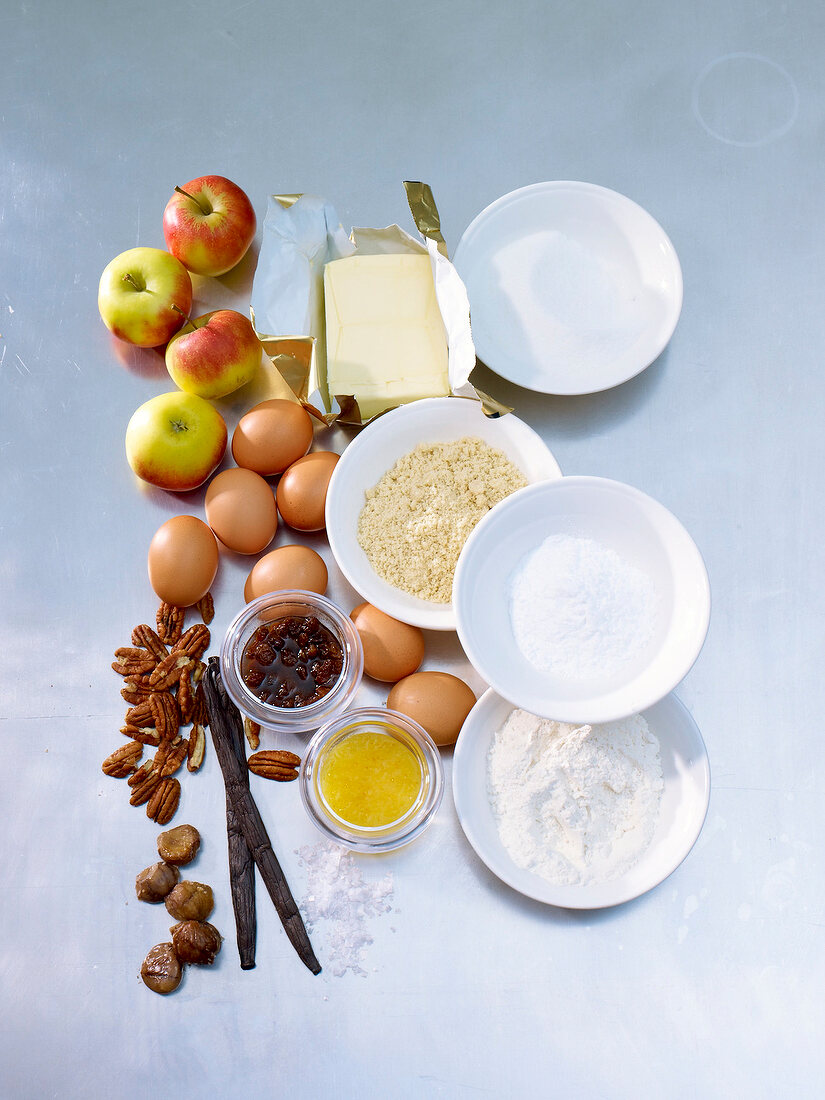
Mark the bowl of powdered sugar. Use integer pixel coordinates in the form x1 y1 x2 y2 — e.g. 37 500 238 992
453 476 710 724
452 687 710 908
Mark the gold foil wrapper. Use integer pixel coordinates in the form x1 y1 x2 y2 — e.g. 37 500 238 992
403 180 449 258
250 184 510 425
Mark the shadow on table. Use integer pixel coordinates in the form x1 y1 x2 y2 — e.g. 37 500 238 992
471 343 671 447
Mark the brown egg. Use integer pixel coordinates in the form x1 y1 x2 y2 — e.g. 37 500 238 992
244 545 329 602
231 399 314 476
387 671 476 747
147 515 219 607
205 467 278 555
351 602 425 683
276 451 339 532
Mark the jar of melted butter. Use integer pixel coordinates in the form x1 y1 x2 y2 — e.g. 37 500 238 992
300 709 444 852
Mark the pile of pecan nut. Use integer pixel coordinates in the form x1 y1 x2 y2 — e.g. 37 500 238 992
103 597 214 824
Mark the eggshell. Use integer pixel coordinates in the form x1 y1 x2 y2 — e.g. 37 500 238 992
351 602 425 683
244 545 329 602
276 451 339 532
232 399 314 476
387 671 476 747
147 515 219 607
205 467 278 555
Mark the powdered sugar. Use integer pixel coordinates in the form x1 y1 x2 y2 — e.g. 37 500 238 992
487 709 663 886
509 533 658 680
296 840 394 977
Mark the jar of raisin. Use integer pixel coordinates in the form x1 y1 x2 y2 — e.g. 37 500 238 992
220 591 364 734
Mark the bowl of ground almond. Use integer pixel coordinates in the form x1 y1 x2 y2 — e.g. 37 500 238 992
324 397 562 630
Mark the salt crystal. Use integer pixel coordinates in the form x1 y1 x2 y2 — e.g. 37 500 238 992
296 840 394 977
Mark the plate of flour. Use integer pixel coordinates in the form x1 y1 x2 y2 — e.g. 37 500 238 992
453 181 683 395
452 688 710 908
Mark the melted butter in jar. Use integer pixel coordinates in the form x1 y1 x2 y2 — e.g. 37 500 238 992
241 615 344 708
319 727 422 827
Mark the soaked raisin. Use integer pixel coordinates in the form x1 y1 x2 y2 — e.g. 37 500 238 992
241 614 344 709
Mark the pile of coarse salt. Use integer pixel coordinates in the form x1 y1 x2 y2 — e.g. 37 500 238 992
296 840 394 977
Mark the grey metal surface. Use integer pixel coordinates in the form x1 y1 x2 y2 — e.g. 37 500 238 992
1 1 822 1096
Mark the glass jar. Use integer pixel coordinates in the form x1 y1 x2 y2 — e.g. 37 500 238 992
220 590 364 735
300 707 444 852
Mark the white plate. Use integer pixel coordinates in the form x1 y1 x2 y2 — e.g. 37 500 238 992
324 397 562 630
453 476 710 724
453 181 683 395
452 688 710 909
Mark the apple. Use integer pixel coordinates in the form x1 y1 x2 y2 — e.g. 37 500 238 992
165 310 262 399
125 391 227 491
98 247 192 347
162 175 256 277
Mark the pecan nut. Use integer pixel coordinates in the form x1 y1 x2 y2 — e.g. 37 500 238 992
191 681 208 726
124 699 153 726
129 766 162 807
247 750 301 781
243 717 261 752
146 777 181 824
127 760 155 788
150 691 181 741
131 624 169 661
155 739 187 778
156 602 185 644
102 741 143 778
112 647 157 677
174 623 210 661
149 652 194 691
120 723 162 748
196 592 215 625
121 675 155 703
177 667 195 725
186 724 206 772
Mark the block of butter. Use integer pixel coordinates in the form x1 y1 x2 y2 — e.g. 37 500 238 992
324 252 450 420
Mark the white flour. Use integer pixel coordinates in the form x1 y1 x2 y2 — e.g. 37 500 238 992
487 709 663 886
509 533 658 680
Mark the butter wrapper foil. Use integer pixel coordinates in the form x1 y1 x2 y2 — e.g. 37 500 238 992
250 194 354 423
250 185 494 425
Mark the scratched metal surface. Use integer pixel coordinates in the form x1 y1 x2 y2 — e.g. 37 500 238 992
1 1 823 1096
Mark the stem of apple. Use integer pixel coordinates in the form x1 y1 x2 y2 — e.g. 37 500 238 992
171 304 197 333
121 272 144 292
175 185 210 216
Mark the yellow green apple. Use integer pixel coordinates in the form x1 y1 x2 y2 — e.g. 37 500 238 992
162 175 256 277
165 310 262 399
98 247 192 347
125 391 227 491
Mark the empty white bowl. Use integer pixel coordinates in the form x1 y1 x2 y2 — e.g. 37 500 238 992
452 476 710 723
325 397 562 630
453 181 683 395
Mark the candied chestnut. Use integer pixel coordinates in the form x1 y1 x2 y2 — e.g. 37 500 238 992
165 881 214 922
136 861 180 903
140 942 182 995
156 823 201 866
171 920 222 965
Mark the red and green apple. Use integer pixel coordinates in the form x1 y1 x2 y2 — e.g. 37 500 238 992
162 175 256 277
125 391 227 491
165 309 262 399
98 247 192 347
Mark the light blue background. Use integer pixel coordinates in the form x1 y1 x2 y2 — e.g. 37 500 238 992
1 2 822 1096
